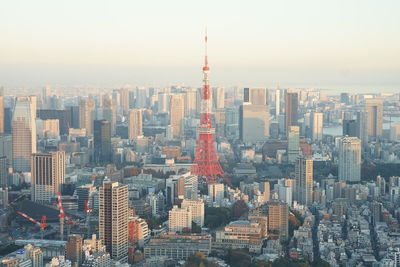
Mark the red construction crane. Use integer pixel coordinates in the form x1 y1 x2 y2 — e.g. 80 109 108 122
17 211 47 239
66 216 74 236
56 192 65 240
84 174 96 238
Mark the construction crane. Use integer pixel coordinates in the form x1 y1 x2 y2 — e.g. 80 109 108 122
84 174 96 238
66 216 74 236
8 193 28 207
17 211 47 239
56 192 65 241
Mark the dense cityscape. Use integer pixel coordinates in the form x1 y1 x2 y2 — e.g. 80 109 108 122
1 1 400 267
0 49 400 266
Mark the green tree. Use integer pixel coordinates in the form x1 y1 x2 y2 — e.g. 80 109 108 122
192 222 202 233
232 200 249 220
204 207 232 229
226 249 251 267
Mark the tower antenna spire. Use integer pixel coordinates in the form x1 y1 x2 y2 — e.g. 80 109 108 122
205 27 208 67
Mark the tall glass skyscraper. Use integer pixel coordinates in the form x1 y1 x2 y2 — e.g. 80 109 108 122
94 119 111 164
12 96 36 172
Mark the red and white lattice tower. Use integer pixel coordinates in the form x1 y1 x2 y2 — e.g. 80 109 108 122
191 30 231 185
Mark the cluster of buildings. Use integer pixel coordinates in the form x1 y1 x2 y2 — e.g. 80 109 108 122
0 80 398 267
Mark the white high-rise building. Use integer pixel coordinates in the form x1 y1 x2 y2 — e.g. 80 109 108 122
157 92 169 113
239 103 269 143
168 205 192 232
99 181 128 263
278 186 292 207
287 126 300 163
79 99 95 135
184 89 197 117
365 99 383 138
181 199 205 227
128 109 143 139
12 96 37 172
338 137 361 182
135 87 147 109
31 151 65 203
311 112 323 141
169 94 184 138
262 182 270 202
119 88 130 114
213 87 225 109
275 88 281 116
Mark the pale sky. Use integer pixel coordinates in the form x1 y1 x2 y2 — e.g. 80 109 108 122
1 0 399 92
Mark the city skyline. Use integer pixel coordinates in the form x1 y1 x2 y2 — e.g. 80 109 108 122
1 0 399 92
1 1 400 266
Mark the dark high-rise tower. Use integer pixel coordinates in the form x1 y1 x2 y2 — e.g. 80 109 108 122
94 120 111 164
343 119 357 137
191 31 230 185
284 91 298 135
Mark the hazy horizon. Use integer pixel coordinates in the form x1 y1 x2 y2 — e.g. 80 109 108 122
1 0 399 93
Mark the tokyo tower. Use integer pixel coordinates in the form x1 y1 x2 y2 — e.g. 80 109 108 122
191 30 231 185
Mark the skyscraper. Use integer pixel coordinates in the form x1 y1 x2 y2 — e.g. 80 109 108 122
37 109 72 135
339 137 361 182
31 151 65 203
102 96 117 136
12 96 36 172
343 119 358 137
0 156 7 187
169 94 184 138
184 89 197 117
239 103 269 143
135 87 147 109
365 99 383 138
94 120 111 164
287 125 300 163
267 200 289 241
263 181 270 202
212 87 225 109
65 234 83 267
275 88 281 116
340 93 350 104
157 92 170 113
284 91 298 135
295 157 313 205
119 88 130 114
310 112 323 141
243 88 268 105
79 99 95 135
128 109 143 139
99 181 128 263
239 87 269 143
356 111 368 146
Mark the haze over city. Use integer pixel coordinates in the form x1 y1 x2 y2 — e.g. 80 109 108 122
1 0 399 92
